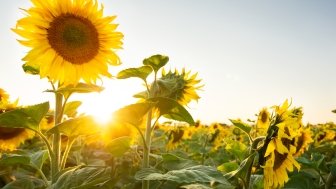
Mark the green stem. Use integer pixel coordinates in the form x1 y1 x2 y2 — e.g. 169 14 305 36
245 136 265 189
51 92 63 183
142 109 153 189
60 138 76 170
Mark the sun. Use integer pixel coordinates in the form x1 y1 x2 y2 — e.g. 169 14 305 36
77 79 142 127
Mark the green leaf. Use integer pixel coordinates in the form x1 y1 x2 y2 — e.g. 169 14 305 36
151 97 195 125
283 171 318 189
133 90 148 99
47 116 98 137
63 101 82 118
161 153 196 170
22 63 39 75
2 178 34 189
117 66 153 81
229 119 251 135
113 102 154 126
135 165 232 186
225 152 257 179
217 162 239 174
54 83 104 97
30 150 49 169
330 163 336 176
143 54 169 73
0 154 31 166
105 136 132 157
52 167 111 189
0 102 49 131
180 184 212 189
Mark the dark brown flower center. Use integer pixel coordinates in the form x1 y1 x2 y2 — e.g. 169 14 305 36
273 150 288 170
261 111 268 123
0 127 25 140
47 13 99 65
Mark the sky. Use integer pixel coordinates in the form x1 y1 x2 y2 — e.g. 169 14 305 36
0 0 336 124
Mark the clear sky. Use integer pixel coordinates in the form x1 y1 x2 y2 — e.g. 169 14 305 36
1 0 336 124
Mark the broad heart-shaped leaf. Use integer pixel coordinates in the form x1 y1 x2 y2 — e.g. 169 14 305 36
150 97 195 125
143 54 169 73
51 167 111 189
63 101 82 118
135 165 232 187
229 119 251 135
0 102 49 131
117 66 153 81
47 116 98 137
0 154 31 166
2 178 34 189
105 136 132 157
113 102 154 126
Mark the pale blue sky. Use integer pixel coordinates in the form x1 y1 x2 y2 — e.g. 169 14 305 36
1 0 335 124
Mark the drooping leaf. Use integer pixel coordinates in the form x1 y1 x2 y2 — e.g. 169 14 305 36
217 161 239 174
229 119 251 135
113 102 154 126
105 136 132 157
52 167 111 189
117 66 153 81
225 152 257 180
143 54 169 73
151 97 195 125
63 101 82 118
0 154 31 166
30 150 49 169
135 165 232 186
2 178 34 189
47 116 98 137
0 102 49 131
51 83 104 98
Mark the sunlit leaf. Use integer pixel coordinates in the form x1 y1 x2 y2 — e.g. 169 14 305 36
117 66 153 81
229 119 251 135
151 97 195 125
49 83 104 98
47 116 98 137
113 102 154 126
133 90 148 99
143 54 169 73
105 136 132 157
217 162 239 174
63 101 82 118
135 165 232 186
0 102 49 131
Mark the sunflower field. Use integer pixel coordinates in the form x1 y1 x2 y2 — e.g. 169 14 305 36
0 0 336 189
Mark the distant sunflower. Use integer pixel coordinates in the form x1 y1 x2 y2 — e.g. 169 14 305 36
256 108 270 135
14 0 123 85
166 128 185 150
0 88 9 103
157 69 203 106
293 127 313 157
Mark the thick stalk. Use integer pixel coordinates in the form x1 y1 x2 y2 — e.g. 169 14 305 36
51 92 63 183
142 109 153 189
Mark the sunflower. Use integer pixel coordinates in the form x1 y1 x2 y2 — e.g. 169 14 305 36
155 69 203 106
0 88 9 104
256 108 270 135
259 100 302 189
293 127 313 157
166 127 185 150
0 101 35 151
14 0 123 85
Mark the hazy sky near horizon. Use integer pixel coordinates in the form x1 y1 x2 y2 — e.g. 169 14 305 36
1 0 336 124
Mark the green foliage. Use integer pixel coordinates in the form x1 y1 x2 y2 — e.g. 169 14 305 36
151 97 195 125
22 63 39 75
117 66 153 81
51 167 111 189
0 154 31 166
30 150 49 170
63 101 82 118
143 54 169 73
47 116 97 138
229 119 251 135
2 179 35 189
0 102 49 131
113 102 154 126
105 136 132 157
135 165 233 186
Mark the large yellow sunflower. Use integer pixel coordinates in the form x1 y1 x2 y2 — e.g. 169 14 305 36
14 0 123 85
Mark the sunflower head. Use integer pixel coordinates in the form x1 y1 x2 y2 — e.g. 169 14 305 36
256 108 270 135
0 88 9 103
154 69 203 106
14 0 123 85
